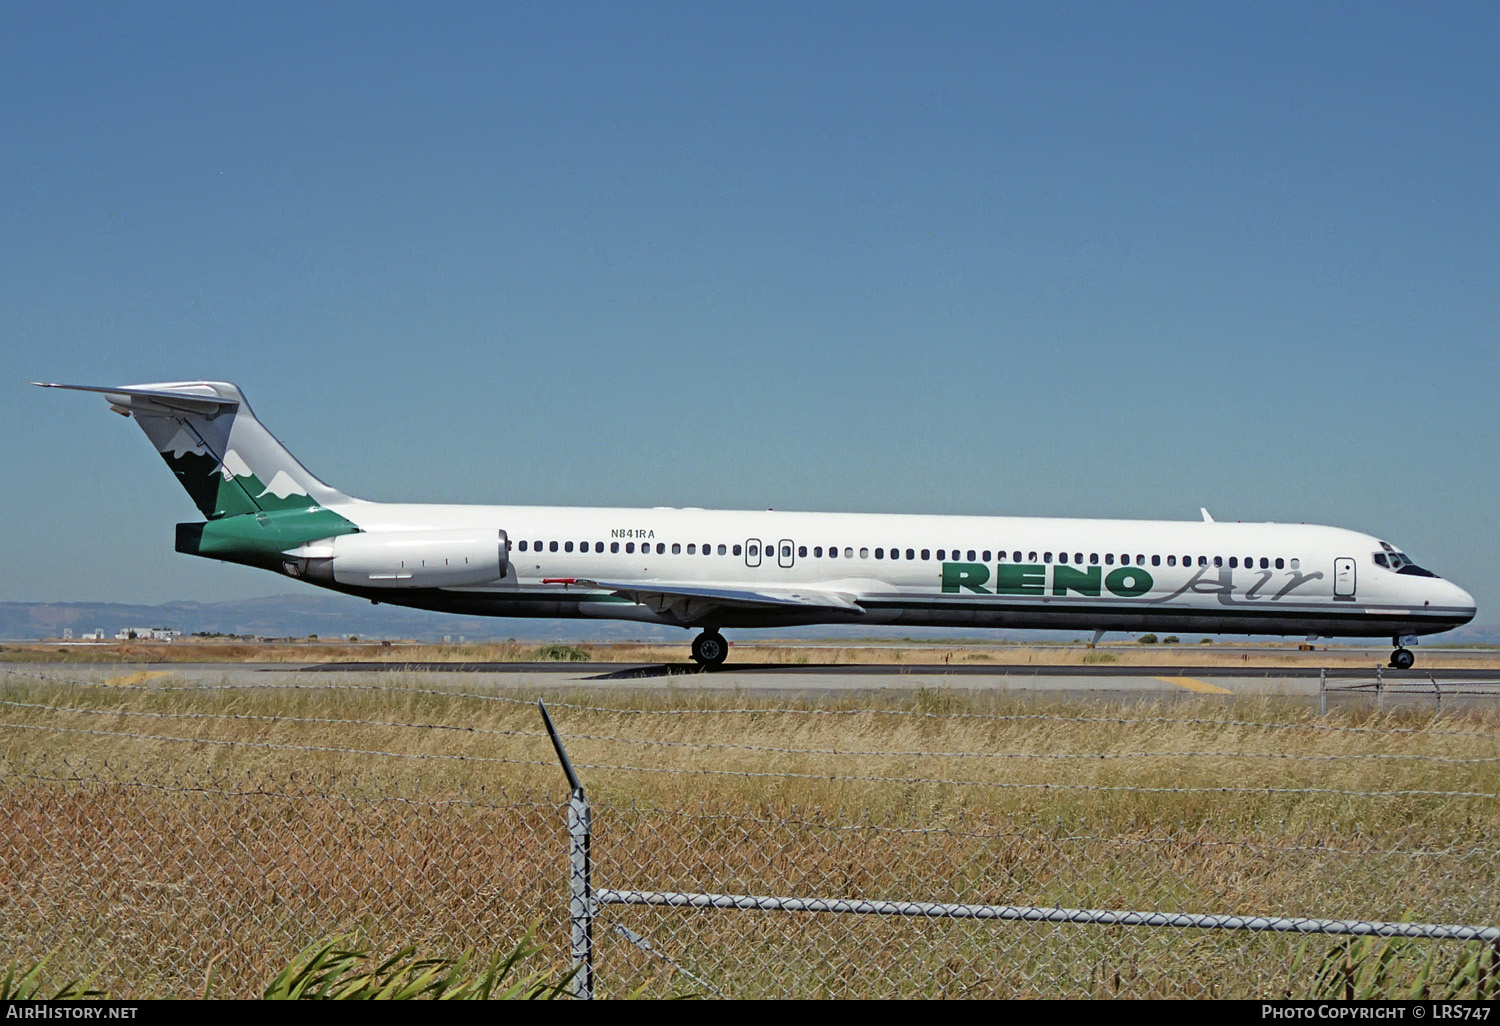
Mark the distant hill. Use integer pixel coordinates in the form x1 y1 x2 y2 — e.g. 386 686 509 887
3 595 1497 646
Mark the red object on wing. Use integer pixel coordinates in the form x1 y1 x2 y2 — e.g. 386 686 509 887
542 578 577 585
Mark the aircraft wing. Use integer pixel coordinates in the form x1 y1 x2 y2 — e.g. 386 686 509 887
575 579 865 622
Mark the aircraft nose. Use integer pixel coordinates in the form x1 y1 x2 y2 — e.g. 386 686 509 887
1445 582 1477 625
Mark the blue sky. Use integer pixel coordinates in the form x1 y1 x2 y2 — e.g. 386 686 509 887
3 1 1498 619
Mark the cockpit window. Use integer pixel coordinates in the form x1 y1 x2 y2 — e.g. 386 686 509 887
1376 543 1439 578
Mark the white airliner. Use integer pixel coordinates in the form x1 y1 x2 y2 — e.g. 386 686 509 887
40 381 1475 669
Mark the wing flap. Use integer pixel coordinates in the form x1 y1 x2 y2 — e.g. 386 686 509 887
577 578 864 618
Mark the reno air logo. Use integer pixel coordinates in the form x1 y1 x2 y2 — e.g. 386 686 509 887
941 562 1153 598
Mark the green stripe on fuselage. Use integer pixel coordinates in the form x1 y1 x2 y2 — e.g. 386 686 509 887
176 507 360 570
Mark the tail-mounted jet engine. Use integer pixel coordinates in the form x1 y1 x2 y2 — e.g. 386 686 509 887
286 529 509 588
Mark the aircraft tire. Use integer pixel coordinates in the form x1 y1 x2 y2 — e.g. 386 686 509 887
692 630 729 668
1390 648 1415 670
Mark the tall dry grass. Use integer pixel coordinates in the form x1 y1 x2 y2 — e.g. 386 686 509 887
1 669 1497 997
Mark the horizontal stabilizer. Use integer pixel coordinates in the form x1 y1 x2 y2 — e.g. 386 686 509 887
33 382 241 416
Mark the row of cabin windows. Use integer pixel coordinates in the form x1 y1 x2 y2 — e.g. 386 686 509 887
517 540 740 556
514 538 1299 571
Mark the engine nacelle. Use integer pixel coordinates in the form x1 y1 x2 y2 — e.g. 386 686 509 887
290 528 509 589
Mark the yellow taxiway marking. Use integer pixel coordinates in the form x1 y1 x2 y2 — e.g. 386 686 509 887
103 671 171 687
1155 675 1232 695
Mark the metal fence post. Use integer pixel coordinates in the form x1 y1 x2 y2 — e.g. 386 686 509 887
540 700 594 999
1375 666 1383 712
1319 667 1326 717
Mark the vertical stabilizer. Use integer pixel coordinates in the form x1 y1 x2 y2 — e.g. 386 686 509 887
35 381 352 519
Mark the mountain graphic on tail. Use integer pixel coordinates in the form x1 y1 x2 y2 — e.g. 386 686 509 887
33 381 351 519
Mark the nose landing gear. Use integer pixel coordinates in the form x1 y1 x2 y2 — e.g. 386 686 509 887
1389 637 1416 670
691 629 729 669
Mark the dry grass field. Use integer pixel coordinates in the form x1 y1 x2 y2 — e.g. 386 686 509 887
10 636 1500 670
2 668 1497 997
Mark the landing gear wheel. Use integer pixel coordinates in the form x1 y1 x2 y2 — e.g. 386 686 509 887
1390 648 1415 670
691 631 728 669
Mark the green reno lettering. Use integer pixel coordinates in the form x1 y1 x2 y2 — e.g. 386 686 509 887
941 562 991 593
941 562 1153 598
1052 565 1101 596
1104 566 1152 597
993 564 1045 595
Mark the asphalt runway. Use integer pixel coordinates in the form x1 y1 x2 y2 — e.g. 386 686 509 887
7 661 1498 706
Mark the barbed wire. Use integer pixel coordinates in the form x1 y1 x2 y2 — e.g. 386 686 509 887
564 756 1499 800
6 698 1496 765
7 715 1495 798
0 719 554 768
8 669 1500 741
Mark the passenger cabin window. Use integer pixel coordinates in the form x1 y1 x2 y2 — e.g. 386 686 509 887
1228 557 1238 568
610 542 619 553
845 547 854 558
656 543 666 554
718 544 727 555
686 544 696 554
1289 558 1300 569
983 550 992 562
1151 555 1161 566
1167 555 1176 566
1104 554 1114 565
1058 552 1069 564
564 542 573 553
921 549 931 560
875 548 884 559
1044 552 1052 563
733 544 742 556
829 548 838 559
748 544 759 557
937 550 946 561
814 546 823 557
1274 558 1283 569
799 546 808 557
907 549 916 560
626 542 635 554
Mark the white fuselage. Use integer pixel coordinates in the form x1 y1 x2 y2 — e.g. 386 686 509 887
317 500 1477 640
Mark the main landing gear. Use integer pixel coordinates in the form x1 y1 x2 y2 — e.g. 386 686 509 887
1390 637 1416 671
691 630 729 669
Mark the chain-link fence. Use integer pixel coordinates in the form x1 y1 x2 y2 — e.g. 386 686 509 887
2 667 1497 998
